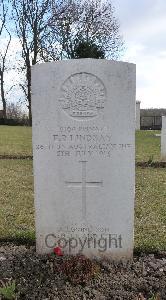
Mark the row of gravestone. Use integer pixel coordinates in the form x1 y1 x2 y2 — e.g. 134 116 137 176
31 59 165 260
161 116 166 161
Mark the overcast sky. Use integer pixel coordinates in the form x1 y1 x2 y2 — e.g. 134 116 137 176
112 0 166 108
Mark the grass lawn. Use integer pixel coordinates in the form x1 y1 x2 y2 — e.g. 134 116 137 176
0 126 161 161
0 126 32 156
136 130 161 162
0 159 165 252
135 167 166 252
0 160 34 240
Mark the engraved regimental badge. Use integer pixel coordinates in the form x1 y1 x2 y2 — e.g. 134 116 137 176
59 72 106 119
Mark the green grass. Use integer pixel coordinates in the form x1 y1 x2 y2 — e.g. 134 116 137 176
136 130 161 162
0 126 162 161
135 167 166 252
0 126 32 156
0 160 34 240
0 159 165 252
0 279 16 300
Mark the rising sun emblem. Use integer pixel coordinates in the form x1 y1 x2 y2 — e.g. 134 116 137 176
59 72 106 119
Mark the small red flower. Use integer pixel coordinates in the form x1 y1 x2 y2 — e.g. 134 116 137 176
54 247 63 256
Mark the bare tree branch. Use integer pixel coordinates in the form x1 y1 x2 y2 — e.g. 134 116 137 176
48 0 124 59
5 84 16 96
11 0 52 125
0 0 11 118
0 0 7 35
19 82 27 98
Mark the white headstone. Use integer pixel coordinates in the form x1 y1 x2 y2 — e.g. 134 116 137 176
161 116 166 161
136 101 141 130
32 59 136 260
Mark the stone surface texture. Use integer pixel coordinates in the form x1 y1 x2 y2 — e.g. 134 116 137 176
32 59 136 260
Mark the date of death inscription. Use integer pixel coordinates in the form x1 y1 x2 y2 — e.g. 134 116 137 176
35 126 133 158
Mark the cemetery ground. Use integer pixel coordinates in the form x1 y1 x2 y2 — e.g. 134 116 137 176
0 126 166 300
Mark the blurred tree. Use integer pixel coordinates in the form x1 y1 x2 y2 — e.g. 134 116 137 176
12 0 52 125
74 40 105 58
0 0 11 119
49 0 124 59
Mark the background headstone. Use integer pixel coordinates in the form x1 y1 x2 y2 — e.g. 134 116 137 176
32 59 136 260
161 116 166 161
136 100 141 130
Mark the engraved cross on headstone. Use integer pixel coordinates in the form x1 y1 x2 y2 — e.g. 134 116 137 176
65 161 103 219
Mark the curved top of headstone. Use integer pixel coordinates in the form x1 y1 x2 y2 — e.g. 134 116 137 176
32 58 135 70
32 58 135 126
